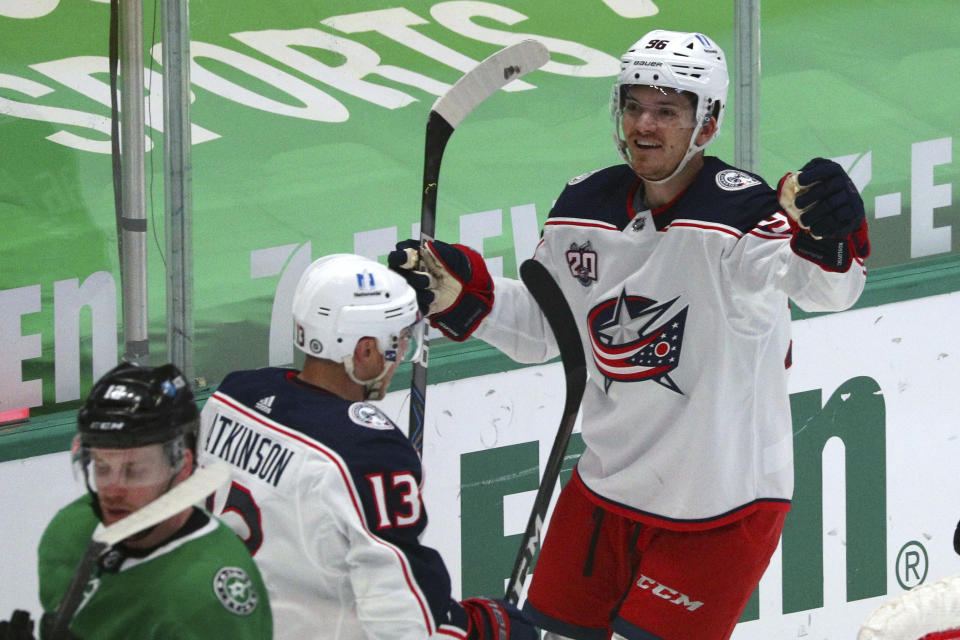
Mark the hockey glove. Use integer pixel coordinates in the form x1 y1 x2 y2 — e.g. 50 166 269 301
387 239 493 341
0 610 36 640
779 158 870 271
461 597 538 640
778 157 865 239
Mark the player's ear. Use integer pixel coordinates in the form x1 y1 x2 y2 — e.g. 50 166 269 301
352 337 378 365
694 117 716 145
176 448 195 482
695 116 718 146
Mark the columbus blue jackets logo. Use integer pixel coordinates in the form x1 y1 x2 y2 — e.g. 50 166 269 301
566 242 598 287
715 169 761 191
349 403 395 431
588 289 688 394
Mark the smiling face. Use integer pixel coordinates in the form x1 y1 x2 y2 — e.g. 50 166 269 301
619 85 700 182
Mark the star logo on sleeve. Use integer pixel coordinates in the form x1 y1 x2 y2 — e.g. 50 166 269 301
213 567 259 616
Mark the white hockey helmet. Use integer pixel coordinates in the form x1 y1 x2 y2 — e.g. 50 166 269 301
292 254 423 398
611 30 729 183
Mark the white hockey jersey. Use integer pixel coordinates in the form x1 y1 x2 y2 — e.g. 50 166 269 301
475 158 867 529
198 367 470 640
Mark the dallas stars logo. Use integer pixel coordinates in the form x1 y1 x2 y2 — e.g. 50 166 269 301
587 289 688 394
213 566 259 616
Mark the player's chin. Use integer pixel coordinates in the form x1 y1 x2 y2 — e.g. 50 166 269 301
631 158 669 181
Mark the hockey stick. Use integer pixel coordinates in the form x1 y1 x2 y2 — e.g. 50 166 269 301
408 39 550 454
46 463 231 639
504 259 587 605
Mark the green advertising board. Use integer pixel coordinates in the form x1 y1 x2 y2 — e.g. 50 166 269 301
1 0 958 417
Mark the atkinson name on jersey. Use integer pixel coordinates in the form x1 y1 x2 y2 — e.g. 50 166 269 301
202 413 295 488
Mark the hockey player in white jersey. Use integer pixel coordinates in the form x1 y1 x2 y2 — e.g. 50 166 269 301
198 254 537 640
390 30 870 640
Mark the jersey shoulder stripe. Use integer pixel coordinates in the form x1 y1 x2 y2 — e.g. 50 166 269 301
213 368 416 475
548 164 638 229
546 160 780 236
545 217 620 231
667 157 779 233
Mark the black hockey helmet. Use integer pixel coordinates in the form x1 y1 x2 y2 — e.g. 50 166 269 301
77 362 199 450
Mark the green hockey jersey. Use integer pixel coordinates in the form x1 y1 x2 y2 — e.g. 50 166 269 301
38 495 272 639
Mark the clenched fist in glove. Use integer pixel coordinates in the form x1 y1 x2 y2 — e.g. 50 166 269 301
779 157 870 271
461 597 538 640
0 610 36 640
388 239 494 341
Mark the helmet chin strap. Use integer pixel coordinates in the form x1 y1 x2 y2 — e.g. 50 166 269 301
344 355 391 401
640 123 704 184
613 96 716 186
628 118 714 185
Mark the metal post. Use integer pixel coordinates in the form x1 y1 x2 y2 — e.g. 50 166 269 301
734 0 761 173
119 0 149 364
162 0 194 379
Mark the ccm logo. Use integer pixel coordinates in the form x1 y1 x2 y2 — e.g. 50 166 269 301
635 575 704 611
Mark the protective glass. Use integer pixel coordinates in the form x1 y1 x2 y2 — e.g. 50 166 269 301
386 318 425 364
621 95 695 129
81 444 178 492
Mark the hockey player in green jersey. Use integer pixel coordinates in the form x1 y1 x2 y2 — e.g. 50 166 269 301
33 362 272 639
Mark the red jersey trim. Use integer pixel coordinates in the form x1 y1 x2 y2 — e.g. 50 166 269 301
650 186 689 216
626 178 643 220
545 217 620 231
210 392 436 635
749 230 792 240
571 468 790 532
918 631 960 640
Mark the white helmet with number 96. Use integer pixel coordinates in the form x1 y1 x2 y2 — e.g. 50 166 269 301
611 30 729 183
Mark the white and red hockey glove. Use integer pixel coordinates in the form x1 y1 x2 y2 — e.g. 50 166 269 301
461 597 538 640
388 239 494 341
858 574 960 640
779 157 870 272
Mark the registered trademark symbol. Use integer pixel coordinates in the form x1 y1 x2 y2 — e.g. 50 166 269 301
895 540 928 589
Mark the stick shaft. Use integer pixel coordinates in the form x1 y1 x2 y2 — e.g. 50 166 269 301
408 40 550 454
504 260 587 605
47 541 108 640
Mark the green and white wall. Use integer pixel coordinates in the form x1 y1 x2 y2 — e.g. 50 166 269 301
2 1 959 636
